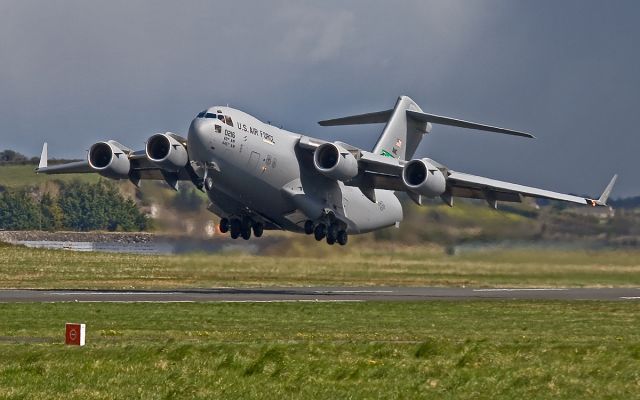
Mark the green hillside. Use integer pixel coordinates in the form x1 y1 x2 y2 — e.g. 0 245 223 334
0 164 99 188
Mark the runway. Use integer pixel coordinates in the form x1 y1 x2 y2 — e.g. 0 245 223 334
1 287 640 303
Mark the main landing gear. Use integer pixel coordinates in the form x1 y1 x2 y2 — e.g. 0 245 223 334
307 220 348 246
219 217 264 240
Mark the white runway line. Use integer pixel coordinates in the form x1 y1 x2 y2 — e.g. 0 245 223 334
620 297 640 300
67 299 365 304
51 292 181 296
473 288 568 292
64 300 196 303
313 290 394 294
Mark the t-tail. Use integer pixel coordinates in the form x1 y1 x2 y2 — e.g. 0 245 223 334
319 95 534 161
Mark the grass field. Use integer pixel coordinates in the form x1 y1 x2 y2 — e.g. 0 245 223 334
0 164 99 188
2 242 640 289
3 242 640 398
1 301 639 399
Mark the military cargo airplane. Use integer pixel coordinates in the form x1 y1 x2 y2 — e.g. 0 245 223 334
36 96 617 246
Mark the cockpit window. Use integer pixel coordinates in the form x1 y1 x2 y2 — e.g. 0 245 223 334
217 115 224 121
224 116 233 126
205 113 216 119
197 111 206 118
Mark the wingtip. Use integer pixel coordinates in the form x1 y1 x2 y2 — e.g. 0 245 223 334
36 142 48 171
594 174 618 206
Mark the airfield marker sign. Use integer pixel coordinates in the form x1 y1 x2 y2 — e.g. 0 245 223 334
65 323 85 346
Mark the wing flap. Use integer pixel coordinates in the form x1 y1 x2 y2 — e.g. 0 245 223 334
447 171 591 205
35 160 94 174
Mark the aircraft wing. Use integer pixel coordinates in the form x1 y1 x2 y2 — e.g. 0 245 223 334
445 171 617 207
296 136 616 207
35 137 203 190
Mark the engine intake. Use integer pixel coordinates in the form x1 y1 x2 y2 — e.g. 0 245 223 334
313 143 358 181
402 159 446 197
145 133 188 171
88 141 131 179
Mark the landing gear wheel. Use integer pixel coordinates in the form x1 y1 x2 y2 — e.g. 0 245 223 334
219 218 229 233
304 220 315 235
241 218 252 240
326 224 338 245
314 224 327 241
230 219 241 239
204 176 214 191
252 222 264 238
337 230 348 246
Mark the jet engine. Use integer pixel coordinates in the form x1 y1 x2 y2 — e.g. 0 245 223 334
145 133 189 171
313 142 359 181
87 141 131 179
402 158 446 197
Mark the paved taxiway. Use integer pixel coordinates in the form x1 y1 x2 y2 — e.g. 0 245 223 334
1 287 639 303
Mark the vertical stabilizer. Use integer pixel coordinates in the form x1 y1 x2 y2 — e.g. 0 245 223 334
372 96 429 161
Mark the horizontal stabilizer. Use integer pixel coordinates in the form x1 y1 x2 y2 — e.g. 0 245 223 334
406 110 534 138
318 109 393 126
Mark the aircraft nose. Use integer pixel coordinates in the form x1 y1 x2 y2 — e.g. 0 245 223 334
187 117 213 161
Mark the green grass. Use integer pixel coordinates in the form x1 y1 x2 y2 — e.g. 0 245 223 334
0 301 639 399
2 242 640 289
0 164 99 188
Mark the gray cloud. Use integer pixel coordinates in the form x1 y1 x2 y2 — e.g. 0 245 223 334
0 0 637 196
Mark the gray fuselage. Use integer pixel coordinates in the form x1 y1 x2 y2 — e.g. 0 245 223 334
187 106 403 234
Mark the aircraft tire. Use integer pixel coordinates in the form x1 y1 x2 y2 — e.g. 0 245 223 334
240 218 252 240
252 222 264 238
314 224 327 241
230 219 241 239
219 218 229 233
304 220 314 235
326 224 339 245
337 230 348 246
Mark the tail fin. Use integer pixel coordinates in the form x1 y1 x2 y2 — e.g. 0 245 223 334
318 95 534 160
318 96 427 160
371 96 427 160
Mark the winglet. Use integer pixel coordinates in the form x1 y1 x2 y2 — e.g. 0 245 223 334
37 142 48 171
587 174 617 206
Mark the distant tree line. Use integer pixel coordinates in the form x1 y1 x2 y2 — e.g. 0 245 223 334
0 149 81 166
0 181 148 231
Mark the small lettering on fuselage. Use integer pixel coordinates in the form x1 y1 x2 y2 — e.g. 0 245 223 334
237 121 276 144
223 129 236 149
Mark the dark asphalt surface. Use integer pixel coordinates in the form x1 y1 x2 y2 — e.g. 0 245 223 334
1 287 640 302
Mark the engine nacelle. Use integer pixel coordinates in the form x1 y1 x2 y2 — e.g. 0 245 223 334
313 143 359 181
145 133 189 171
87 141 131 179
402 159 446 197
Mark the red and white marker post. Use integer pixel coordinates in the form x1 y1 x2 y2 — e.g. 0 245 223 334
65 323 86 346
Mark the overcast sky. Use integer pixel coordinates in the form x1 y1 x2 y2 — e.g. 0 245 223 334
1 1 638 197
